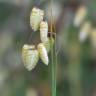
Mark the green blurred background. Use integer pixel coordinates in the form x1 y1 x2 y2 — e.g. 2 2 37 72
0 0 96 96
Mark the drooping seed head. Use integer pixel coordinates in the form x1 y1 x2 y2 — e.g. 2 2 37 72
40 21 48 43
22 44 39 71
38 43 49 65
30 7 44 31
24 49 39 71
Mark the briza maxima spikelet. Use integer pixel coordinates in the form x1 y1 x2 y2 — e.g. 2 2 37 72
90 29 96 48
74 6 87 27
40 21 48 43
79 21 91 42
30 7 44 31
22 44 39 71
38 43 49 65
25 49 39 71
44 37 54 53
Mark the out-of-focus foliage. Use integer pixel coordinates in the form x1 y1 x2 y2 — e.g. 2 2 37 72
0 0 96 96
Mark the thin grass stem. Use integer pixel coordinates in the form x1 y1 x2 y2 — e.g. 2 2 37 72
50 0 57 96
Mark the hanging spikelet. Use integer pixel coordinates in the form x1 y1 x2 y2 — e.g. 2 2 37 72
79 21 91 42
44 37 54 53
74 6 87 27
22 45 39 71
25 49 39 71
90 29 96 48
40 21 48 43
30 7 44 31
37 43 49 65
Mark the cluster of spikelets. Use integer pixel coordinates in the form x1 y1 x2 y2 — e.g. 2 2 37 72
22 7 54 71
74 5 96 47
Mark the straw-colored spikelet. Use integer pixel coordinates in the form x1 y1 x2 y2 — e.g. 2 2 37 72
22 45 39 71
40 21 48 43
74 6 87 27
44 37 54 53
25 49 39 71
38 43 49 65
79 21 91 42
90 29 96 48
30 7 44 31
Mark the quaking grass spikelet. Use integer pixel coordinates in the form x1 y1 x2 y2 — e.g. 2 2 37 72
30 7 44 31
22 44 39 71
40 21 48 43
38 43 49 65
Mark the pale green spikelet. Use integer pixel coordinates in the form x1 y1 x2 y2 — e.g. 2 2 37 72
37 43 49 65
22 45 39 71
30 7 44 31
40 21 48 43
